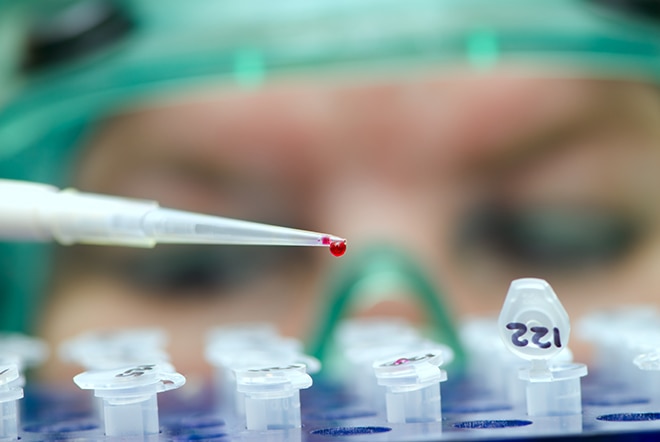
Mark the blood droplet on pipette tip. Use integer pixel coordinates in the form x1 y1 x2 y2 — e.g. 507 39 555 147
329 240 347 257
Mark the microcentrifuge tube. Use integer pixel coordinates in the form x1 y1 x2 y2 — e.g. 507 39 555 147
633 348 660 401
205 326 317 419
373 350 447 424
73 363 185 437
0 333 48 371
498 278 587 417
234 363 313 431
59 328 170 370
0 364 23 440
333 318 455 411
580 307 660 393
461 317 530 406
205 324 279 412
334 318 424 404
220 347 318 419
461 317 576 408
206 323 280 349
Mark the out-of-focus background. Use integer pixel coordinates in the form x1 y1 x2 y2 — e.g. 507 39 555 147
2 0 660 383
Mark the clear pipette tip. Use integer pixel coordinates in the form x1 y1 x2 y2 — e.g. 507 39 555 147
143 208 348 256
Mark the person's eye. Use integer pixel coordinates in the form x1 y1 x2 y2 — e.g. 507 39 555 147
456 204 643 272
114 245 315 296
55 244 315 297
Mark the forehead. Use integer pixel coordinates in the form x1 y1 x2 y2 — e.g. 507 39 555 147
78 72 656 188
83 72 641 154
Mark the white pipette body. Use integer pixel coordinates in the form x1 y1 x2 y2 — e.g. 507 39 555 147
0 179 345 248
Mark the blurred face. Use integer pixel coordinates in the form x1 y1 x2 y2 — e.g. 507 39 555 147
38 69 660 381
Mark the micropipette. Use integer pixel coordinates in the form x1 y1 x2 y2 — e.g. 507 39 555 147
0 179 346 253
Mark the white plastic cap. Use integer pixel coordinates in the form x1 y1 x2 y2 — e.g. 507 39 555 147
373 350 447 392
0 333 49 370
73 363 185 400
206 336 303 367
0 364 24 403
60 328 170 370
235 363 312 399
336 318 421 348
498 278 569 361
634 349 660 371
206 323 279 347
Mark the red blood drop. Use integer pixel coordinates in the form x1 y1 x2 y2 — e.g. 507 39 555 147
393 358 409 366
329 240 347 257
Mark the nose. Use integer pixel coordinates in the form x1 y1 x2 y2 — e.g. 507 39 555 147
304 114 467 370
350 297 427 324
313 170 448 256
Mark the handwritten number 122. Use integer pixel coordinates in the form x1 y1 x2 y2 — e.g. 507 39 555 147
506 322 562 349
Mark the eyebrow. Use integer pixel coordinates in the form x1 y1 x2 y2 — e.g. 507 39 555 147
461 80 622 180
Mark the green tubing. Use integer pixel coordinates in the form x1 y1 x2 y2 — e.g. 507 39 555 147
307 243 467 376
